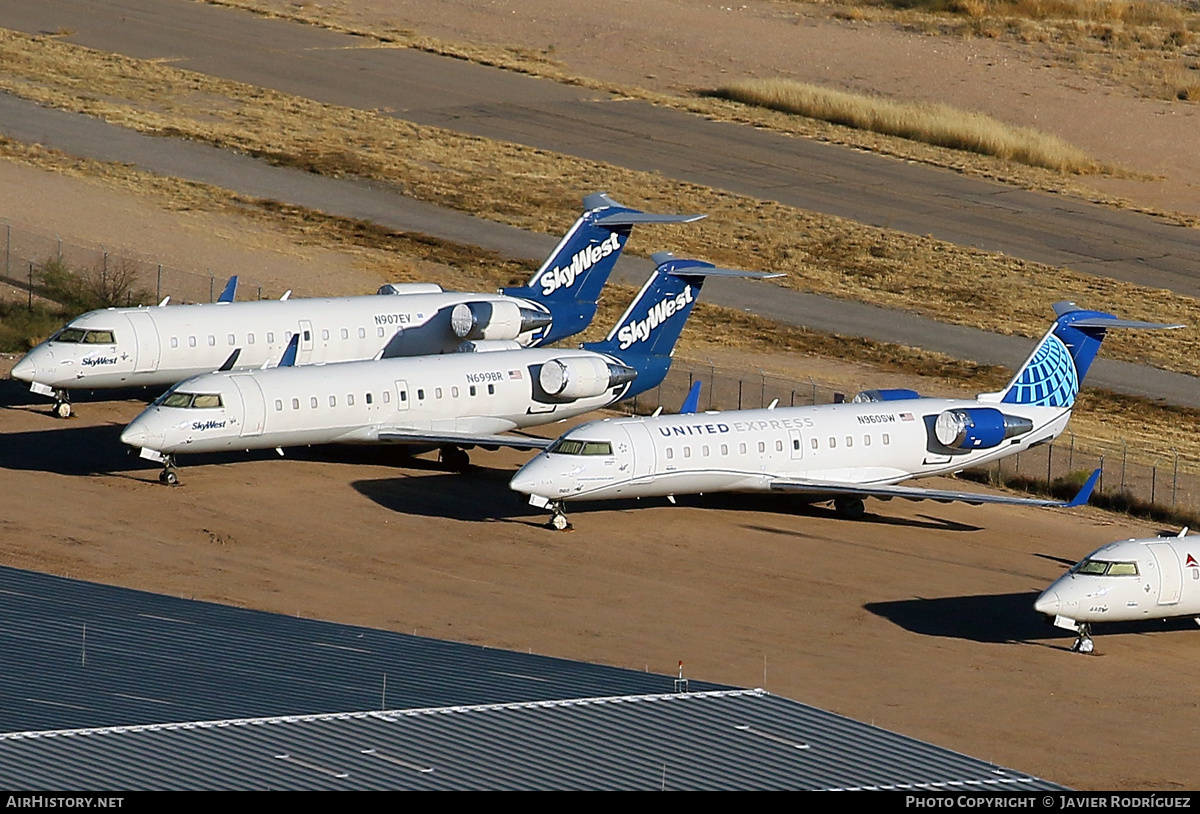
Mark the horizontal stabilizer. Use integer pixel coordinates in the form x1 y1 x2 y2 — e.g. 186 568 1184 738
377 429 552 450
770 468 1099 509
593 211 705 226
650 251 782 280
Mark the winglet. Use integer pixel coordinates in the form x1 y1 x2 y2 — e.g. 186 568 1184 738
217 276 238 303
1065 469 1101 508
277 334 300 368
217 348 241 372
680 381 702 414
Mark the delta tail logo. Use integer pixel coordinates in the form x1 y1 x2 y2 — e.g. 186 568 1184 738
539 233 622 296
616 285 694 350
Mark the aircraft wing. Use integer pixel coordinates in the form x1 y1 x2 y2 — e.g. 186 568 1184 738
770 469 1098 508
375 429 552 450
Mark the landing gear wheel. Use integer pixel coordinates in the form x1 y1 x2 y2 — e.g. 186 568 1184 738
53 401 72 419
158 468 179 486
833 496 866 520
1071 624 1094 654
547 503 572 531
439 446 471 473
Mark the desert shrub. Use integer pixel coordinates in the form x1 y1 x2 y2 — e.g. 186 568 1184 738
37 255 151 312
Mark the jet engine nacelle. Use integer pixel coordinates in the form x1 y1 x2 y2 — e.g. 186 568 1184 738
934 407 1034 450
377 283 445 295
451 301 553 341
539 357 637 400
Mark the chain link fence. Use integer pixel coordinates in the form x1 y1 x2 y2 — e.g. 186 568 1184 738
1 219 280 307
624 358 1200 517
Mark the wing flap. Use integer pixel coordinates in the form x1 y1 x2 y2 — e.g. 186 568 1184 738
770 469 1098 509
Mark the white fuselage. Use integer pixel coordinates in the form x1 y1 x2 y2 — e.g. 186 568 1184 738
1035 536 1200 627
510 399 1071 503
120 347 630 456
12 289 547 391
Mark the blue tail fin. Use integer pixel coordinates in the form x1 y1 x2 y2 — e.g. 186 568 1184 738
988 302 1181 407
502 193 703 344
584 253 778 398
680 381 702 414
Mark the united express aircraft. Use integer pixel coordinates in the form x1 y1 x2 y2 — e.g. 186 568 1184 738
1036 528 1200 654
511 303 1176 529
119 254 773 483
12 193 702 417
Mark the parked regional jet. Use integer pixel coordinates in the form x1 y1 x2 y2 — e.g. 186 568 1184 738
11 193 702 417
511 302 1176 529
1035 528 1200 653
120 254 774 483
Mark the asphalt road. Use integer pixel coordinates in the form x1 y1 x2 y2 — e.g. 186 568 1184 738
0 0 1197 406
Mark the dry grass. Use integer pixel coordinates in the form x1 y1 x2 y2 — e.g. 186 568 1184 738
839 0 1200 102
714 78 1106 173
0 27 1196 378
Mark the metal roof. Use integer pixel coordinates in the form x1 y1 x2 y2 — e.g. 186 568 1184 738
0 690 1062 791
0 565 724 733
0 565 1064 790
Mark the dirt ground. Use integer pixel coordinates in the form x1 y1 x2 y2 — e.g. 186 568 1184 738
259 0 1200 218
4 0 1200 792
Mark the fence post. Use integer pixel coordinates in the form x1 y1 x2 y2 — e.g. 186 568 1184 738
5 221 10 278
737 379 743 410
1046 442 1053 488
1173 450 1179 507
760 370 766 408
27 261 33 311
258 284 263 301
790 389 795 407
1151 465 1157 506
707 359 715 412
156 264 162 303
1098 454 1104 494
209 270 215 303
1120 439 1127 491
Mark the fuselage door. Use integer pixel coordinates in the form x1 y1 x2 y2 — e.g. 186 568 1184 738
297 319 314 364
395 380 410 412
1148 543 1183 606
125 310 161 373
624 422 657 484
230 375 266 437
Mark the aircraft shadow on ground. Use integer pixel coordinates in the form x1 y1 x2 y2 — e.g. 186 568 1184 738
865 592 1200 645
354 466 542 523
0 376 164 410
0 423 144 476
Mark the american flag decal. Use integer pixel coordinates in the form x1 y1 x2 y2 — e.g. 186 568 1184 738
508 370 523 380
899 412 915 422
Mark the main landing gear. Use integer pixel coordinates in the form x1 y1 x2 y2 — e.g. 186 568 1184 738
1070 623 1095 654
438 445 471 473
833 496 866 520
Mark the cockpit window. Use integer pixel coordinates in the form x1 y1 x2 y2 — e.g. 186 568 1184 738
160 392 223 409
1074 559 1139 577
51 328 115 344
51 328 86 343
547 439 613 456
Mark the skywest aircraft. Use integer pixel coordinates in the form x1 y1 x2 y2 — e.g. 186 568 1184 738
1035 528 1200 654
11 193 702 417
511 302 1176 529
119 254 773 483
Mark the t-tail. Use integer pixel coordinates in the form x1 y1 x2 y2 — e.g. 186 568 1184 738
980 301 1182 408
585 252 781 398
502 192 704 344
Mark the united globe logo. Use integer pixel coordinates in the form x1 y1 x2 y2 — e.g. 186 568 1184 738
1006 334 1078 407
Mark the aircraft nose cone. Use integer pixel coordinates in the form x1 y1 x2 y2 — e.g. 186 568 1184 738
10 352 38 383
120 420 148 449
510 459 551 496
1034 590 1061 616
509 470 538 495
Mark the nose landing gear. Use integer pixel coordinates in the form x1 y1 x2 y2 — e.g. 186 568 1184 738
52 390 72 419
155 455 179 486
548 501 572 531
1070 623 1095 654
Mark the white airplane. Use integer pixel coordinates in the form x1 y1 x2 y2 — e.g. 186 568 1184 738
10 193 703 417
1035 528 1200 654
511 302 1177 529
119 254 774 483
